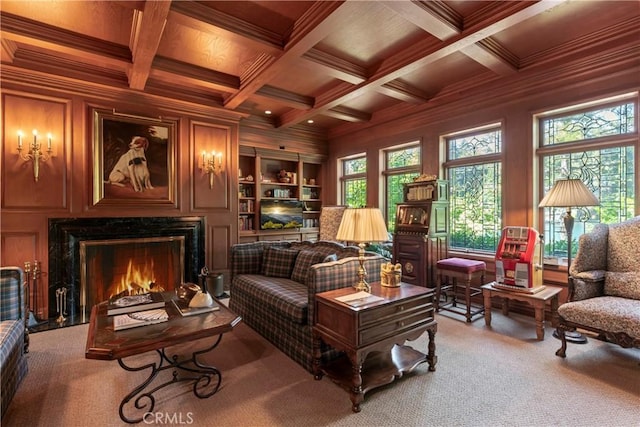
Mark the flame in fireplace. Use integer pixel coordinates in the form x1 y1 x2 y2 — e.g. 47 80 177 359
109 258 165 298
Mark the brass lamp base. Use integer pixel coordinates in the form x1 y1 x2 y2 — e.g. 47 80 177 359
353 243 371 293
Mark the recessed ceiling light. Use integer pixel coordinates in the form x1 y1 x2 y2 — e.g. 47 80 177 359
307 119 314 124
265 110 272 115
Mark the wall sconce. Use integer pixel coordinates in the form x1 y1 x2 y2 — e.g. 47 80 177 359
201 150 222 189
17 129 53 182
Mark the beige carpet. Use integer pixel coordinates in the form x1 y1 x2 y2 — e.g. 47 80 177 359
3 311 639 427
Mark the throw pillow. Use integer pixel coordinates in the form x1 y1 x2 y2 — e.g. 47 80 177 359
604 271 640 300
261 247 300 278
291 250 327 283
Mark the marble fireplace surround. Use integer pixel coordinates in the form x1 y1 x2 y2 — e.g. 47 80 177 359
48 216 205 327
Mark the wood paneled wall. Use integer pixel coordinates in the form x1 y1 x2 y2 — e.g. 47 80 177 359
0 76 325 319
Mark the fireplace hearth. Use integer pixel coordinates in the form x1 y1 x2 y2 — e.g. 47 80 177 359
47 217 205 329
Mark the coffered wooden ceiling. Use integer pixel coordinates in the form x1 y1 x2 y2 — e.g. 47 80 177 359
2 1 639 138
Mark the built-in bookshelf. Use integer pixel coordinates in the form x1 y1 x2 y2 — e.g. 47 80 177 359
238 146 324 243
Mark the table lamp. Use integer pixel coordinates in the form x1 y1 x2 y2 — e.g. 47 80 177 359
539 178 599 343
335 207 389 292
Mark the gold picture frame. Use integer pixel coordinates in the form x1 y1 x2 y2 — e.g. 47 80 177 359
92 108 176 206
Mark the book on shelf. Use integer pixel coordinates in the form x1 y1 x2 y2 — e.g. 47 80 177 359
172 298 220 317
107 292 167 316
113 308 169 331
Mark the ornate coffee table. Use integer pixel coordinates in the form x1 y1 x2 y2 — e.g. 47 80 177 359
85 295 241 424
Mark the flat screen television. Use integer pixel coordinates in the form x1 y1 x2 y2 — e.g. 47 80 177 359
260 200 304 230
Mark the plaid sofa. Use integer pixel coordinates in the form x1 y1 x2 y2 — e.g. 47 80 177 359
229 240 387 372
0 267 28 418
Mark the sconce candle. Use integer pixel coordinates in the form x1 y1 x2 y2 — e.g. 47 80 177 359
17 128 53 182
200 150 223 189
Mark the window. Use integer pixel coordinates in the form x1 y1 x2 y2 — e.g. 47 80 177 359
444 125 502 252
383 144 421 232
537 94 637 261
340 155 367 208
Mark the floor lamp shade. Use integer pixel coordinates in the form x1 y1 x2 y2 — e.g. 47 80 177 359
539 178 599 345
538 179 599 209
335 208 388 292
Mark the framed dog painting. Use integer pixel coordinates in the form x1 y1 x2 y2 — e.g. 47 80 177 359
92 108 177 206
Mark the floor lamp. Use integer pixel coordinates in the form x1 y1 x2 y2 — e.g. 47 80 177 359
335 207 389 293
539 178 599 343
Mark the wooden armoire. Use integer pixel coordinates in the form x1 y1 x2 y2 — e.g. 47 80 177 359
392 179 449 288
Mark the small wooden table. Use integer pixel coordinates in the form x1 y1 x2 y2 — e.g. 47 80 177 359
86 295 241 423
481 283 562 340
313 282 437 412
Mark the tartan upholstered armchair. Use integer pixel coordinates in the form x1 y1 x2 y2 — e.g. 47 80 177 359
0 266 29 417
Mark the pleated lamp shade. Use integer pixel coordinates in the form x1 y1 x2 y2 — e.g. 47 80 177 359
335 208 388 243
539 179 599 208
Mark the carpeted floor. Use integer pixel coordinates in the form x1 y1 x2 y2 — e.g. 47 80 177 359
3 310 639 427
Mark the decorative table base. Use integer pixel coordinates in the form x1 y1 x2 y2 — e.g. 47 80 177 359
118 335 223 424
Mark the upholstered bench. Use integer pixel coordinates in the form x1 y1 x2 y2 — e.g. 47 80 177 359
435 257 486 322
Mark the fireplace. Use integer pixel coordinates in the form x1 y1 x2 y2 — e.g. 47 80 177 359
48 217 205 327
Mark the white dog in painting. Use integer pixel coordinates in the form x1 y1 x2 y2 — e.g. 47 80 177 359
105 136 153 192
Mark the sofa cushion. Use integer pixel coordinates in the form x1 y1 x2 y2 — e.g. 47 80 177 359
261 247 300 278
558 296 640 339
604 271 640 300
232 274 309 324
291 250 327 283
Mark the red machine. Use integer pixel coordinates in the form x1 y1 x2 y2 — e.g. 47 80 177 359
495 226 543 289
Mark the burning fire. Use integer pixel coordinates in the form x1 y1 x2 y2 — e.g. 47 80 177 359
108 258 165 299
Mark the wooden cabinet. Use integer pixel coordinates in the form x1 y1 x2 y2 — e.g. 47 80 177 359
392 179 449 288
238 147 324 242
313 282 437 412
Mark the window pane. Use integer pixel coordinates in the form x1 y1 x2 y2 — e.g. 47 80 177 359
449 163 502 251
542 102 635 146
344 178 367 208
386 173 418 232
344 157 366 175
449 130 501 160
541 146 635 259
387 146 420 169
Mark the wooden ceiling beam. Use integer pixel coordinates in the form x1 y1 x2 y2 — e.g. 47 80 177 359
324 106 371 123
151 56 239 93
278 0 565 128
223 1 356 110
256 86 314 109
169 0 284 55
302 48 367 85
0 12 131 67
382 0 519 76
379 80 433 104
127 1 171 90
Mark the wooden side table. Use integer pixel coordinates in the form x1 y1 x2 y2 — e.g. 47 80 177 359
313 282 437 412
481 282 562 341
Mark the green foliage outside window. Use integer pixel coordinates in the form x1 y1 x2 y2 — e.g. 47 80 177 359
447 129 502 252
341 156 367 208
540 100 636 259
344 178 366 208
385 145 421 232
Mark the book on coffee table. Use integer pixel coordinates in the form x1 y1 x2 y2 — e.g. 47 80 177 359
107 292 166 316
172 298 219 317
113 308 169 331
